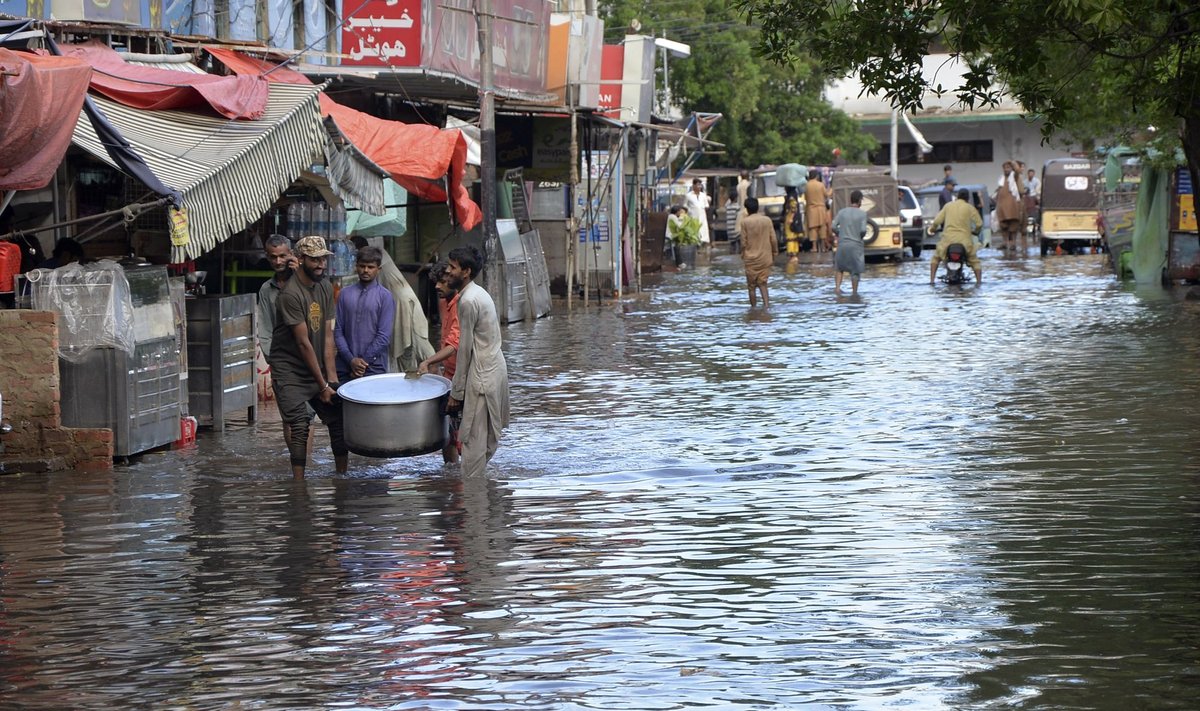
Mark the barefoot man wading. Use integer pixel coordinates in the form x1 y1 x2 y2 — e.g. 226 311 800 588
444 246 509 477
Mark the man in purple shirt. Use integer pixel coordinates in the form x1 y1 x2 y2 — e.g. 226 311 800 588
334 245 396 382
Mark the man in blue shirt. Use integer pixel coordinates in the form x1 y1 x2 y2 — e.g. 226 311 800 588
334 245 396 382
938 177 957 208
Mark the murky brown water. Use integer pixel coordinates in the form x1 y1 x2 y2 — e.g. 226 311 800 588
2 251 1199 709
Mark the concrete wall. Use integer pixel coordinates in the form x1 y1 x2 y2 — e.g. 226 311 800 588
861 116 1082 189
0 311 114 471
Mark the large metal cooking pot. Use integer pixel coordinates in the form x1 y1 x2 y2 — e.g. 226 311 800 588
337 373 452 457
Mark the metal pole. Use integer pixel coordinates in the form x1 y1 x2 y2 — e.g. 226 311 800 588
478 0 503 316
583 119 591 307
567 104 578 310
890 108 899 178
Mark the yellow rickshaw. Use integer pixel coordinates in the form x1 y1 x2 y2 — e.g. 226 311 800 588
1039 158 1102 256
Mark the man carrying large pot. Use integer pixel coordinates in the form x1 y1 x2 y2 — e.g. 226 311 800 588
268 235 348 477
444 245 509 477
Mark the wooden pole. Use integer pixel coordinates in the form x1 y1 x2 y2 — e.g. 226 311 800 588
477 0 504 317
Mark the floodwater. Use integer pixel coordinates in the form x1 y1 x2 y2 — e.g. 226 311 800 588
2 250 1199 709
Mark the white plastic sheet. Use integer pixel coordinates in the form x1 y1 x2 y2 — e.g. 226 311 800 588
28 260 135 362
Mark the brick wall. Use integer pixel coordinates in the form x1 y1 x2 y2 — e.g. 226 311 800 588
0 311 113 470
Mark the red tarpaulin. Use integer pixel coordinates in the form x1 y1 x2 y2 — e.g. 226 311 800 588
0 49 92 191
60 42 268 120
205 46 481 231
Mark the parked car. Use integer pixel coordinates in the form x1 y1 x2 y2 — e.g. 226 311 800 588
898 185 923 257
915 184 993 250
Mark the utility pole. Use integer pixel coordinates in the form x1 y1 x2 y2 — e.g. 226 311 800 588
477 0 504 316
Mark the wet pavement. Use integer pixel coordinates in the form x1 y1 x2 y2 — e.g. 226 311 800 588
2 248 1199 709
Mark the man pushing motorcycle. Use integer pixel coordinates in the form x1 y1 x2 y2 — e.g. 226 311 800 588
928 188 984 286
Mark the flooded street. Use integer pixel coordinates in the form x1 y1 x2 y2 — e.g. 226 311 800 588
3 250 1199 709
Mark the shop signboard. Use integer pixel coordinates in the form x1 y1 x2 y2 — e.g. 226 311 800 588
597 44 623 119
1175 167 1196 232
423 0 551 95
530 117 571 181
342 0 422 66
6 0 163 26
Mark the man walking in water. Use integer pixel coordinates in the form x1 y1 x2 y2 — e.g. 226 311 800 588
445 245 509 477
268 235 347 478
805 169 832 252
830 190 869 295
739 197 778 308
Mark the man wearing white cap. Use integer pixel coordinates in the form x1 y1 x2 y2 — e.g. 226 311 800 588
267 235 348 477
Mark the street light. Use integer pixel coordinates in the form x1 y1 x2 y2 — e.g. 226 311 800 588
654 37 691 116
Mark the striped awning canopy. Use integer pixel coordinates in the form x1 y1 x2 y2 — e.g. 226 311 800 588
120 53 386 217
321 116 388 216
71 82 326 262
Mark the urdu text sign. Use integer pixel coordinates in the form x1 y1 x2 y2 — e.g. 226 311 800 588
342 0 422 67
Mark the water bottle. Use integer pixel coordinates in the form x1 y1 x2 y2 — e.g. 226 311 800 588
287 202 310 240
331 237 345 276
331 205 346 241
340 237 352 273
312 203 329 242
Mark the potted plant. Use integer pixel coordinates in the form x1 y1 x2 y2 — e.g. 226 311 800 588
672 214 702 267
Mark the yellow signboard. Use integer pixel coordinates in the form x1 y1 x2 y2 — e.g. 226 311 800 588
1178 194 1196 231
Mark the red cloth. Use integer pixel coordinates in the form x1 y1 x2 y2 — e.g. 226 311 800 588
60 42 268 120
0 242 21 293
204 47 482 230
0 49 92 190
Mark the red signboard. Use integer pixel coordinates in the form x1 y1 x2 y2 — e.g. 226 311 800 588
342 0 423 67
597 45 624 118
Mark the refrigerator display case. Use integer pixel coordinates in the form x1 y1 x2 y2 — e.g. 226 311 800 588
49 265 182 458
185 294 257 431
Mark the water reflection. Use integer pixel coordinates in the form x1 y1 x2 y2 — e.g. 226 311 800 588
1 252 1198 708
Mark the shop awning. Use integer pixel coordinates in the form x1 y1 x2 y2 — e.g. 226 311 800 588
320 116 389 216
107 50 384 216
0 48 92 191
60 41 268 120
71 82 326 262
205 47 481 231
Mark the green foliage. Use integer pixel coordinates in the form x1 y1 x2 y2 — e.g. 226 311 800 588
734 0 1200 178
674 215 703 246
597 0 877 168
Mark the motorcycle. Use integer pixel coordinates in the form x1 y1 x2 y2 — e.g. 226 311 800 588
941 242 972 284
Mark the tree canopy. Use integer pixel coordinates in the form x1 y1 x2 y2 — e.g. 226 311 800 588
597 0 877 168
735 0 1200 178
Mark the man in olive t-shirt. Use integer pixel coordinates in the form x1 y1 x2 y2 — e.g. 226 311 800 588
267 235 347 477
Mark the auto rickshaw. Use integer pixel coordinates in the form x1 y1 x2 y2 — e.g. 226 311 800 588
1039 158 1103 256
750 167 788 245
830 167 903 259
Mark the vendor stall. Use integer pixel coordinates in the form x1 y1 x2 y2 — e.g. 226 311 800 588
31 263 182 458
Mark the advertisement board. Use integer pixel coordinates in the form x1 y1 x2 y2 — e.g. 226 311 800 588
341 0 422 67
423 0 551 95
597 45 625 119
5 0 163 26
